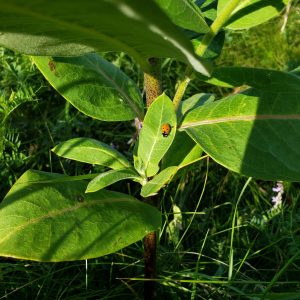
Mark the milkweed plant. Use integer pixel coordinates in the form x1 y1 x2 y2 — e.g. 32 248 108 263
0 0 298 297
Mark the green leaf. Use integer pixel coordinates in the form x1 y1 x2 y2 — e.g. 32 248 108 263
154 0 209 33
192 31 225 59
198 0 217 21
181 89 300 181
0 170 161 262
200 67 300 91
0 0 211 76
166 204 182 245
218 0 288 30
86 169 142 193
32 54 144 121
162 131 203 169
137 94 177 177
52 138 131 170
141 167 178 197
177 93 215 123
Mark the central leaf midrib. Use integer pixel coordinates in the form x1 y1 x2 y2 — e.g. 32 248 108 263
56 144 130 168
181 114 300 128
0 197 135 246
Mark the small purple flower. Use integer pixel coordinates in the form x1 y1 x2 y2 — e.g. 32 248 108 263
134 117 143 132
271 181 284 208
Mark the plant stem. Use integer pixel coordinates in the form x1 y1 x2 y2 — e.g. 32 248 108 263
144 58 162 108
143 57 161 300
173 0 243 111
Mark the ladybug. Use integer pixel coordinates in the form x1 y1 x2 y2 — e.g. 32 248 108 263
161 123 171 137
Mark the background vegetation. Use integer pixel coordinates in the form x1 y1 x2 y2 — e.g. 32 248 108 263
0 3 300 299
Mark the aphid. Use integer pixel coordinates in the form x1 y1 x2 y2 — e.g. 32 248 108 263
48 60 59 77
161 123 171 137
48 60 56 72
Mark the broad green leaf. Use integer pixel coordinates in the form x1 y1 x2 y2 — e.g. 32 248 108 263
86 169 142 193
154 0 209 33
32 54 144 121
177 93 215 123
52 138 131 170
141 167 178 197
181 89 300 181
0 0 211 76
199 67 300 91
137 94 177 177
218 0 288 30
162 131 203 169
0 170 161 261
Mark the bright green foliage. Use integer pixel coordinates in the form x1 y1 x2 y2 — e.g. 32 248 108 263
86 169 142 193
181 90 300 181
0 0 298 272
154 0 209 33
162 131 202 169
137 94 177 177
141 167 178 198
32 54 144 121
0 170 161 261
177 93 215 122
201 67 300 91
0 0 211 76
218 0 288 30
52 138 131 170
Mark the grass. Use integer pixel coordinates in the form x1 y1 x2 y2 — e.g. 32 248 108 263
1 3 300 299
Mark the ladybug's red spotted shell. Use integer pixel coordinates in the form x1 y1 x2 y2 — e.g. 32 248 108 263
161 123 171 137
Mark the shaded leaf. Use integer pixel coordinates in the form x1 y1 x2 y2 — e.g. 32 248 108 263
0 170 161 261
0 0 211 76
137 94 177 177
162 131 203 169
52 138 131 170
177 93 215 123
181 89 300 181
218 0 288 30
86 169 142 193
141 167 178 197
154 0 209 33
196 0 218 21
199 67 300 91
32 54 144 121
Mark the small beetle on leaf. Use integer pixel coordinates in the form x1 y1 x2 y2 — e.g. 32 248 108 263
161 123 171 137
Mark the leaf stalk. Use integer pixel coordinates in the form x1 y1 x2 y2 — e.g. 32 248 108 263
173 0 243 111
